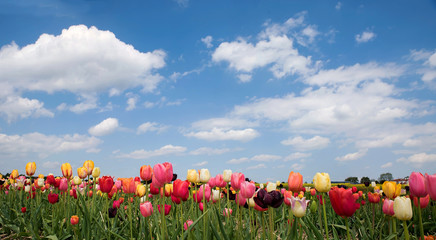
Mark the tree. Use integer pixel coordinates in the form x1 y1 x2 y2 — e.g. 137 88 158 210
345 177 358 183
360 176 370 184
378 173 393 182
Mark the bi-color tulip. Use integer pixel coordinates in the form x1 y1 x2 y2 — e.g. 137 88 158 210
289 196 310 218
25 162 36 176
83 160 94 176
77 167 88 179
61 163 73 179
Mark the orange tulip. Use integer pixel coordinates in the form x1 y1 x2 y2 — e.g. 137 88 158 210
382 181 401 199
83 160 94 176
25 162 36 176
288 171 303 192
120 178 137 194
140 165 153 181
61 163 73 179
10 169 19 179
77 167 88 179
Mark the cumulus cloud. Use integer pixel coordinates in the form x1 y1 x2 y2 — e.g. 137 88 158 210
0 132 102 159
226 154 281 164
291 163 304 170
193 161 208 167
116 145 187 159
247 163 266 170
191 117 258 131
397 153 436 167
335 149 368 162
185 128 259 142
201 36 213 48
88 118 119 136
381 162 393 168
42 161 60 169
284 152 311 161
136 122 168 134
189 147 235 156
227 157 250 164
281 136 330 151
0 95 54 122
355 30 376 43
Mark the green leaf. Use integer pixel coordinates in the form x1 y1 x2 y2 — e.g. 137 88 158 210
45 235 59 240
213 207 230 240
181 209 209 240
305 215 324 240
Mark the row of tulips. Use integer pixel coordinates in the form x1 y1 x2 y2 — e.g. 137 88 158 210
0 161 435 239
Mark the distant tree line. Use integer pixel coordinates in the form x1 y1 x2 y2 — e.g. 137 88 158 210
344 172 395 184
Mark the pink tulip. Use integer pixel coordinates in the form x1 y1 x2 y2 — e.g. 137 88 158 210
240 181 256 199
59 178 68 192
197 184 211 201
115 180 122 190
409 172 427 198
231 172 245 191
153 162 173 185
382 199 395 216
113 200 121 209
412 194 430 209
236 192 247 206
223 208 233 216
425 173 436 201
215 174 227 188
184 219 194 231
199 202 204 212
140 202 153 217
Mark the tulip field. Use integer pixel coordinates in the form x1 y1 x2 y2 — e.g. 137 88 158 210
0 161 435 240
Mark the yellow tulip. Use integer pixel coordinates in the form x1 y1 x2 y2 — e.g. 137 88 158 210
313 172 331 193
61 163 73 179
77 167 88 179
25 162 36 176
83 160 94 176
73 176 82 185
136 184 146 197
187 169 200 183
38 174 44 179
382 181 401 199
92 167 101 178
10 169 19 179
393 197 413 220
165 183 173 196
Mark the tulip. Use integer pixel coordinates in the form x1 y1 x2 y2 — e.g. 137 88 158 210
425 173 436 200
157 204 171 215
48 193 59 204
187 169 200 183
289 196 310 218
382 181 401 199
223 169 232 182
413 194 430 209
113 200 121 209
223 208 233 216
409 172 427 198
70 215 79 225
77 167 88 179
283 190 293 206
173 179 189 201
310 188 316 196
25 162 36 176
240 181 256 198
208 176 216 188
231 172 245 191
140 201 153 217
266 182 277 192
247 197 256 207
215 174 227 188
120 178 137 194
212 189 220 202
329 187 360 218
313 172 331 193
99 176 114 193
153 162 173 185
288 171 303 192
184 220 194 231
59 178 68 192
368 192 380 204
61 163 73 179
140 165 153 181
236 192 247 206
352 186 357 193
199 169 211 183
149 183 160 195
73 176 82 185
197 184 211 201
21 207 26 213
92 167 100 178
134 183 145 197
371 181 376 188
310 200 318 212
171 194 181 204
254 188 284 208
37 178 44 187
83 160 94 176
382 199 395 216
164 183 173 197
24 185 31 193
393 197 412 220
108 207 117 218
199 202 204 212
10 169 18 179
16 176 26 188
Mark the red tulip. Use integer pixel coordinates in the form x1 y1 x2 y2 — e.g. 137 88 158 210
410 172 427 198
21 207 26 213
412 194 430 209
46 175 56 185
368 192 380 204
171 194 181 204
70 189 77 199
352 186 357 193
48 193 59 204
310 188 316 196
287 171 303 192
215 174 227 188
140 202 153 217
157 204 171 215
149 182 160 195
240 181 256 199
231 172 245 191
283 190 293 206
108 185 117 199
425 173 436 201
153 162 173 185
382 199 395 216
329 187 360 218
100 176 114 193
113 200 121 209
172 179 189 201
199 202 204 212
140 165 153 181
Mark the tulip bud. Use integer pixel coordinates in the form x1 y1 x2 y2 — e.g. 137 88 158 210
212 189 220 202
313 172 331 193
187 169 200 183
136 184 146 197
73 176 82 185
199 169 211 183
393 197 413 220
25 162 36 177
248 197 256 207
371 181 376 188
266 182 277 192
310 200 318 212
25 185 31 192
37 178 44 187
184 219 194 231
92 167 101 178
223 169 232 182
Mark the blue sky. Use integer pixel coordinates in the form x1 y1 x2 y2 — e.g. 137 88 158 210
1 0 436 183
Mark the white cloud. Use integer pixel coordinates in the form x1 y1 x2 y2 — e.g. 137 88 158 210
201 35 213 48
281 136 330 151
174 0 188 8
69 96 98 114
291 163 304 171
42 161 60 169
227 157 250 164
126 94 139 111
251 154 282 162
335 2 342 10
136 122 168 134
284 152 311 161
0 132 102 159
247 163 266 170
0 95 54 122
191 117 258 131
142 97 185 109
185 128 259 142
335 149 368 162
397 153 436 167
381 162 393 168
355 30 376 43
88 118 119 136
189 147 234 156
116 144 187 159
193 161 208 167
237 74 252 83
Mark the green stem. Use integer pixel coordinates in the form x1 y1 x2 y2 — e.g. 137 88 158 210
128 194 133 240
298 218 303 240
345 217 351 240
268 207 275 240
288 206 293 236
262 211 266 240
417 197 425 240
392 217 397 240
322 193 329 239
202 184 207 240
402 220 410 240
